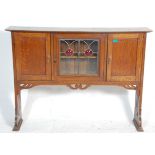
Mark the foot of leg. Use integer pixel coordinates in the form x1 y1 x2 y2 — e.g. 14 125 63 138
13 84 23 131
133 84 144 132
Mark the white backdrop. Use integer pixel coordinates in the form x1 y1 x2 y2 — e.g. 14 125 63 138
0 0 155 154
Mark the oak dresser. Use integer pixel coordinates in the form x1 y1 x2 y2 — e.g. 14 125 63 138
6 26 152 131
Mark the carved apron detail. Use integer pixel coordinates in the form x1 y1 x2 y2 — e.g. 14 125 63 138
67 84 90 90
19 84 34 89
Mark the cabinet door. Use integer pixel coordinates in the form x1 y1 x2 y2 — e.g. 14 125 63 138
13 32 51 80
107 33 143 81
53 33 106 81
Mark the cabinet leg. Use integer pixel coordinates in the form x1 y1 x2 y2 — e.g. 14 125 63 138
133 84 144 132
13 85 23 131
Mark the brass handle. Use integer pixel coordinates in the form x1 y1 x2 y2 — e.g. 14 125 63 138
54 52 57 63
47 55 51 63
107 57 111 64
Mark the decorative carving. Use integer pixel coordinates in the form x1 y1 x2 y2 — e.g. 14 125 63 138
123 84 137 90
19 84 34 89
67 84 90 90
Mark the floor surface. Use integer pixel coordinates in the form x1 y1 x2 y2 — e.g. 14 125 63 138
0 86 154 133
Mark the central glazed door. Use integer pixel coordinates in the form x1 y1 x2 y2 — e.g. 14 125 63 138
107 33 144 82
53 33 106 81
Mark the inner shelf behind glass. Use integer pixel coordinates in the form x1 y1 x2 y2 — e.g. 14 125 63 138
59 39 99 75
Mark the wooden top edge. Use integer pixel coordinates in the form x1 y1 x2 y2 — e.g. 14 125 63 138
5 26 152 33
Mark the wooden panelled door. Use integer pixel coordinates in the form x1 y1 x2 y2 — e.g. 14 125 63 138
107 33 143 81
13 32 51 80
53 33 106 81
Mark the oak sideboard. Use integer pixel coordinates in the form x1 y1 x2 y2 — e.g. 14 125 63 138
6 26 152 131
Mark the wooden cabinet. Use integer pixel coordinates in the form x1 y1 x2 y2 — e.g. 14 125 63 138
6 26 152 132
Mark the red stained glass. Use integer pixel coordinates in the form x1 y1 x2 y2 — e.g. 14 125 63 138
84 49 93 56
65 48 73 56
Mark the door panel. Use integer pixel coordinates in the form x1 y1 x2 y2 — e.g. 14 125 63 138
107 33 143 81
53 33 106 81
13 32 51 80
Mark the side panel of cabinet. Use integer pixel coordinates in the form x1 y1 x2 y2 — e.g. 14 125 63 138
53 33 107 81
107 33 144 81
13 32 52 80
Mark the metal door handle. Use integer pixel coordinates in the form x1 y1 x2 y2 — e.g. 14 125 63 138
47 55 51 63
54 52 57 63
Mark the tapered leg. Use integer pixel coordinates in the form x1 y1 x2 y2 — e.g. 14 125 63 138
133 84 144 132
13 84 23 131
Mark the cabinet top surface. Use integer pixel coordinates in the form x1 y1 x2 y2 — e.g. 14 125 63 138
5 26 152 33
